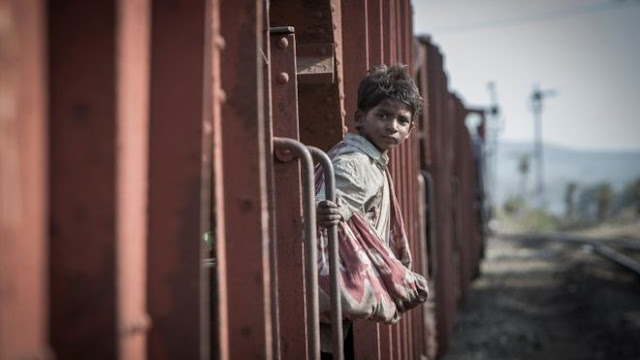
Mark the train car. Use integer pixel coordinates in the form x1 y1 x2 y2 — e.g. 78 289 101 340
1 0 485 359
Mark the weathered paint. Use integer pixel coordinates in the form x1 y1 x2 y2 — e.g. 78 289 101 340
270 0 346 152
204 0 224 358
48 1 119 357
220 0 273 358
116 1 151 359
0 0 48 358
270 29 308 360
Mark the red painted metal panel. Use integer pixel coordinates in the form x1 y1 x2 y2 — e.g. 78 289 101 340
48 2 119 357
219 0 274 358
341 0 369 132
270 0 346 152
116 1 151 359
423 42 458 357
453 96 471 304
354 321 381 360
416 41 432 168
0 0 48 358
270 29 309 360
147 1 207 359
367 0 383 66
382 0 393 64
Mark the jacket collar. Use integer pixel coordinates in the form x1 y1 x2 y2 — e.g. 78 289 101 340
344 132 389 167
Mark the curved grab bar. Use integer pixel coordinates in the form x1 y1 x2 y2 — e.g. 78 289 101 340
308 146 343 360
272 137 320 360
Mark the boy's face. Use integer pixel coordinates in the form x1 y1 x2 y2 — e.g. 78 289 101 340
356 99 413 154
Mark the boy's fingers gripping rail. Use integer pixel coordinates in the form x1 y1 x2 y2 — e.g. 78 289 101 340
317 200 342 228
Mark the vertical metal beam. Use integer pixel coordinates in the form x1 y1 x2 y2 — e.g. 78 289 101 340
204 1 226 358
116 0 151 359
220 0 273 358
341 0 368 132
0 0 48 358
262 5 277 359
354 321 381 360
367 0 383 66
270 28 307 360
383 0 394 64
379 325 393 360
147 1 207 359
417 41 432 168
48 1 118 358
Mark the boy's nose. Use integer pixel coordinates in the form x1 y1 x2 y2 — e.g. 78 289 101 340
386 119 399 132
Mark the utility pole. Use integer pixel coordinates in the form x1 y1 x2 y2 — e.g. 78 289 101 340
530 84 556 208
486 81 502 219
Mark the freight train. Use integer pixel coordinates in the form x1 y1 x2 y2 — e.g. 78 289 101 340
1 0 486 359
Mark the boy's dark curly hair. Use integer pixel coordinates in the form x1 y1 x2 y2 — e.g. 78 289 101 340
357 63 423 121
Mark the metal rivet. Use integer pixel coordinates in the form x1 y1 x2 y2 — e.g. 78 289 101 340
277 72 290 84
278 37 289 49
275 149 295 162
215 35 226 50
122 314 152 335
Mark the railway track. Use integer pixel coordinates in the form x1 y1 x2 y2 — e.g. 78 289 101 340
499 232 640 278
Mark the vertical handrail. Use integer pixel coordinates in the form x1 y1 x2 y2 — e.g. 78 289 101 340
308 146 344 360
272 137 320 360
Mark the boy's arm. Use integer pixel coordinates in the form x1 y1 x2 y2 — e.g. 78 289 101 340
316 152 376 226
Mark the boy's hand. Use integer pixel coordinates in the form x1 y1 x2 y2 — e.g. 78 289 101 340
317 200 342 228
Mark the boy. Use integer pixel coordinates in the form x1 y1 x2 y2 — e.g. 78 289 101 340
316 64 429 357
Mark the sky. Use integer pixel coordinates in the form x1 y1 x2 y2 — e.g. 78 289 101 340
412 0 640 151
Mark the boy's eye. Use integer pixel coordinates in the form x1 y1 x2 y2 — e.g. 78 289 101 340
377 112 388 119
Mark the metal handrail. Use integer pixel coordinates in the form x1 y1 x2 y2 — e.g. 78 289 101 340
273 137 320 360
308 146 343 360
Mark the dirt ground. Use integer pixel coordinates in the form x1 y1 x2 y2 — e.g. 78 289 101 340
442 234 640 360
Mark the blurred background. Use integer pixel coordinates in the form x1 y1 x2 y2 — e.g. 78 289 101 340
414 0 640 234
412 2 640 359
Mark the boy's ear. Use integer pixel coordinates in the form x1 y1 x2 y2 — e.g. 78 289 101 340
354 110 363 129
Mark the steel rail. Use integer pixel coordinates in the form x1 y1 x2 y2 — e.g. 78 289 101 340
273 137 320 360
308 146 344 360
502 233 640 278
593 245 640 277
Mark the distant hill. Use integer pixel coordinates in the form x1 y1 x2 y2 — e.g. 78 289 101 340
492 141 640 215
